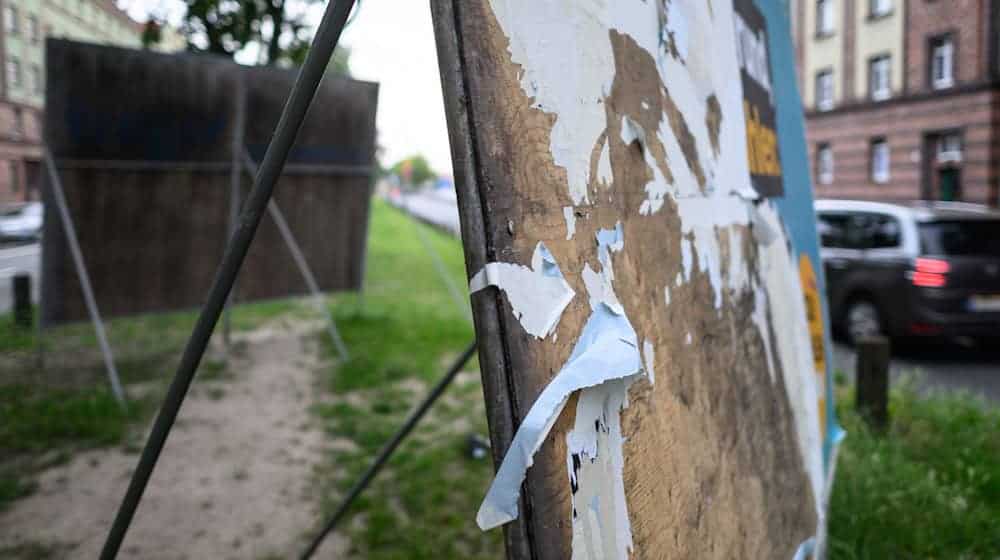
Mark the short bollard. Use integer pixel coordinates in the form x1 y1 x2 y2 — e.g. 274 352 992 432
12 273 32 329
855 336 890 430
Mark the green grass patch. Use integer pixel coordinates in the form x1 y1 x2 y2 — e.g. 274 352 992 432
323 201 475 392
829 380 1000 558
0 385 147 453
312 201 500 558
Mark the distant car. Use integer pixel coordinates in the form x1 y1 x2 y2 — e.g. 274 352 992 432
0 202 43 242
815 199 1000 344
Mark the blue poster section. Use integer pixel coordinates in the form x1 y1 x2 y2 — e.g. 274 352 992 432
755 0 845 470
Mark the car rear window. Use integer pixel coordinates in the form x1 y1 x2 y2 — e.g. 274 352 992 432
919 220 1000 257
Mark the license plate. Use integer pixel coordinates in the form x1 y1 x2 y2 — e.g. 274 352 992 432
969 295 1000 312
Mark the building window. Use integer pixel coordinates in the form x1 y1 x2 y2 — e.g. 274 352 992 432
13 108 23 136
6 59 21 90
815 69 834 111
8 162 20 193
27 14 40 43
937 132 962 163
816 0 835 35
869 0 892 17
871 138 890 183
869 55 892 101
930 35 955 89
29 65 42 95
3 5 18 35
816 143 834 185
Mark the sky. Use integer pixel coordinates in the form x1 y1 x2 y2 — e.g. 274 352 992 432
116 1 454 175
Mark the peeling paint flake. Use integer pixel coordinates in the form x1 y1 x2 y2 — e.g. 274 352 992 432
469 242 575 338
476 304 643 531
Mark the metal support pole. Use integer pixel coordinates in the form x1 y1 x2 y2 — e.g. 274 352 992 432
43 150 126 407
855 335 890 431
224 77 248 347
300 341 477 560
242 149 350 361
402 198 472 323
12 273 32 329
98 2 358 557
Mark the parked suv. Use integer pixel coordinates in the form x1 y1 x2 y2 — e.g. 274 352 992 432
815 199 1000 344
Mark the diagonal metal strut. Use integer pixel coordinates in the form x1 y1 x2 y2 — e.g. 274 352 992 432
299 341 478 559
98 1 358 557
242 148 351 361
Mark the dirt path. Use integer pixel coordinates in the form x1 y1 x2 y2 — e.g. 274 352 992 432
0 322 347 559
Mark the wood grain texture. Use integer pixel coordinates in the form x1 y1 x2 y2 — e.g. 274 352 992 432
434 1 817 558
41 39 378 325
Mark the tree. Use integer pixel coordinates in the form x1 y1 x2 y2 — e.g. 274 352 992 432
391 155 436 189
181 0 351 70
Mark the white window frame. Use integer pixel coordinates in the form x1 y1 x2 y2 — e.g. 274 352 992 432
817 144 834 185
871 139 890 184
816 70 834 111
27 14 40 43
816 0 835 35
870 0 892 17
6 58 21 90
29 65 42 94
869 55 892 101
3 5 18 35
931 36 955 89
937 133 962 163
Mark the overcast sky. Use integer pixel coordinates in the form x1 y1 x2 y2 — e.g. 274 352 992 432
116 1 454 175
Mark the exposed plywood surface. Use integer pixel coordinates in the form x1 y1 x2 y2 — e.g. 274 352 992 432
433 1 819 558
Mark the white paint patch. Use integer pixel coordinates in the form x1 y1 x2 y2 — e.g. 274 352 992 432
469 242 575 339
642 339 655 385
566 377 637 560
684 332 692 345
596 139 613 187
752 202 824 520
564 206 577 240
663 285 670 306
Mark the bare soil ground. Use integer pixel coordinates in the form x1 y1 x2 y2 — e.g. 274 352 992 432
0 321 347 559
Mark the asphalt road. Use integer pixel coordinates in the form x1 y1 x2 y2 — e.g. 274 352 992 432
393 190 462 235
832 340 1000 402
0 242 40 314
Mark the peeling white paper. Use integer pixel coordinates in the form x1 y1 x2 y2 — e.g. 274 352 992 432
476 303 643 530
470 242 576 339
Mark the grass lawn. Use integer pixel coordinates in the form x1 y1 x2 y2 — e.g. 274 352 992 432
312 201 502 559
828 379 1000 558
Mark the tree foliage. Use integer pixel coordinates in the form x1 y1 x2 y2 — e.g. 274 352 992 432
391 155 436 188
181 0 350 70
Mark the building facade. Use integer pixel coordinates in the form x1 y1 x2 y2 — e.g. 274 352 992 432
0 0 183 204
795 0 1000 206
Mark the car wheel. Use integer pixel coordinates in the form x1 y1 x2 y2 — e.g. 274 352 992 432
845 299 884 345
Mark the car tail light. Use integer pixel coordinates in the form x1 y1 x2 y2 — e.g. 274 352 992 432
911 258 950 287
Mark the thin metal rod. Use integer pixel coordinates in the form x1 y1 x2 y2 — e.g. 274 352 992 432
300 341 477 560
43 150 126 407
242 149 350 361
402 198 472 323
98 2 357 557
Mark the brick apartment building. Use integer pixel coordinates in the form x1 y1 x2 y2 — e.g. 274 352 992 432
794 0 1000 206
0 1 183 205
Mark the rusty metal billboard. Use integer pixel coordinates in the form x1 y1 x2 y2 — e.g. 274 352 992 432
432 0 840 558
41 39 378 324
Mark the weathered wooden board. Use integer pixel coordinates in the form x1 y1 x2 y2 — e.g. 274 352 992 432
41 39 378 324
432 1 839 558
